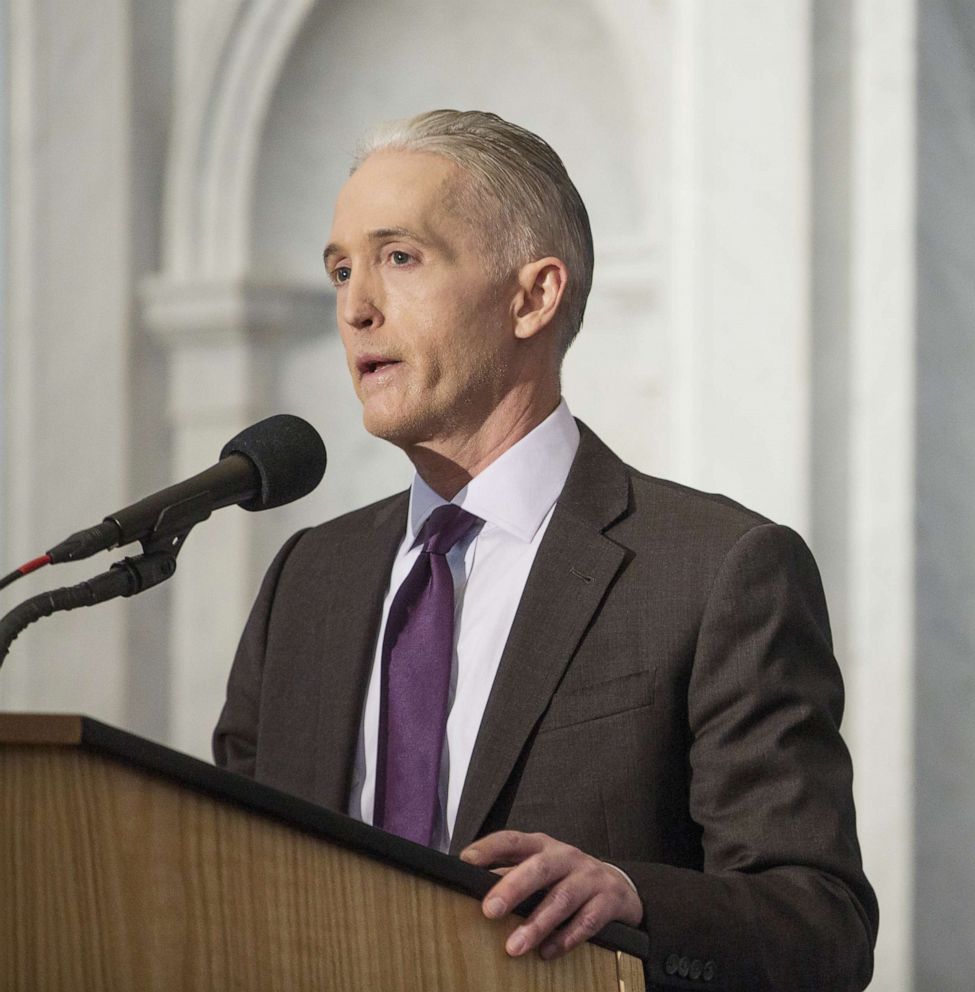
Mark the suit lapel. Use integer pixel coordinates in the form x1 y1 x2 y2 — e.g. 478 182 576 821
450 425 631 852
311 493 408 811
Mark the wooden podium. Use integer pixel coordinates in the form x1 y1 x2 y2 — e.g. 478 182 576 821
0 714 647 991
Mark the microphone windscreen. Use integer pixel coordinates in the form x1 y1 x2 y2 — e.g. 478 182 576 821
220 414 326 511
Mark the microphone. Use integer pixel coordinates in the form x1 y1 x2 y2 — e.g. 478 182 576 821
45 414 326 564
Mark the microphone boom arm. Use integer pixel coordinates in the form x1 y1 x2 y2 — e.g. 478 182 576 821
0 506 206 670
0 549 178 670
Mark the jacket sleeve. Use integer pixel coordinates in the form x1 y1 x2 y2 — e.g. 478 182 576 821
614 523 878 992
212 529 308 776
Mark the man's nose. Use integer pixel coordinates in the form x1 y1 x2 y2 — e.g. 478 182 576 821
340 269 384 331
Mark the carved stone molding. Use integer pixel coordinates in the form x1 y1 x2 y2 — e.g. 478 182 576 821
141 277 331 347
165 0 317 280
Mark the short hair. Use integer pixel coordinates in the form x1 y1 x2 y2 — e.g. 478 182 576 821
352 110 594 354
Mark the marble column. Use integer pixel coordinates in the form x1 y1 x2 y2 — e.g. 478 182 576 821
141 278 329 757
663 0 813 531
915 2 975 987
843 4 918 989
1 0 132 722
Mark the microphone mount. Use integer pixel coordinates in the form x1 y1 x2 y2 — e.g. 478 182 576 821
47 454 260 564
0 509 202 670
0 412 326 671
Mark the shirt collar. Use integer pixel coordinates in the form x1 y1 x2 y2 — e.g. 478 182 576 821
407 399 580 544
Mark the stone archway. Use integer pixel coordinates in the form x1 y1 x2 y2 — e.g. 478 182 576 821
141 0 329 758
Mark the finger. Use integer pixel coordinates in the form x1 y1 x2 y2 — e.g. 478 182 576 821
482 846 580 923
537 893 615 960
503 872 594 956
461 830 546 868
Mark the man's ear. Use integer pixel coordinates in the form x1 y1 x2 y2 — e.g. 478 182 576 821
512 257 568 341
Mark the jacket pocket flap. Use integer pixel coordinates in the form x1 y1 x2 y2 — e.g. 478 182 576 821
540 669 654 732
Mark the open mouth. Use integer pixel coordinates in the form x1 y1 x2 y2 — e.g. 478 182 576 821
359 357 399 376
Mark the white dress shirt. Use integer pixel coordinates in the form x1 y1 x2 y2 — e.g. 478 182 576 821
347 399 580 851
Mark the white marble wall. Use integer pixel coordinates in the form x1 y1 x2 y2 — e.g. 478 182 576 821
1 0 132 724
831 3 919 989
2 1 973 988
916 1 975 987
661 0 813 529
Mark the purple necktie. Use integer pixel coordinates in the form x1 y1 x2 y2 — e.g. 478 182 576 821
375 504 481 845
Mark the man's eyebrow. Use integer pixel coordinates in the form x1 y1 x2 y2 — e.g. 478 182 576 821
323 227 446 267
369 226 432 245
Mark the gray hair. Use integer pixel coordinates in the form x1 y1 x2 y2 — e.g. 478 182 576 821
353 110 594 354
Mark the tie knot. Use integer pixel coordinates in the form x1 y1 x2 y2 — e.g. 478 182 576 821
421 504 480 556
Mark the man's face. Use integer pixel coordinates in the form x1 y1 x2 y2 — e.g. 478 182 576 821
325 150 518 450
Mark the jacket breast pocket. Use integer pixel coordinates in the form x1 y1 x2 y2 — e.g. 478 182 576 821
538 669 654 733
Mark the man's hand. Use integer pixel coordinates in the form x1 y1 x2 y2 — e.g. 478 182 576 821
460 830 643 960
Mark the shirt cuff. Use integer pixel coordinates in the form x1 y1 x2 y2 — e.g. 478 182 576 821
604 861 640 896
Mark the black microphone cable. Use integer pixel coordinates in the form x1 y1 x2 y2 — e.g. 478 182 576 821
0 555 52 593
0 552 177 668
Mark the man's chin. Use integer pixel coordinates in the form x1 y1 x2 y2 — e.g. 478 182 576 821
361 405 429 450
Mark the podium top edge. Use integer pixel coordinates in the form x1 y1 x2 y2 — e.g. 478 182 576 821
0 712 84 744
0 711 650 962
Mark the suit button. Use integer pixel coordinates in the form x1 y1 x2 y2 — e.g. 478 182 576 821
702 960 716 982
665 954 680 975
690 959 703 980
678 956 690 977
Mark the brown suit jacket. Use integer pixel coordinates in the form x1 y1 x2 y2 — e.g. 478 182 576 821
214 423 878 991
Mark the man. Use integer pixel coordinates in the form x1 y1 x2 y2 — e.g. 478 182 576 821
214 110 878 990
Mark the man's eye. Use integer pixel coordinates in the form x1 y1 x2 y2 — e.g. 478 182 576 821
332 266 351 284
390 250 412 265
